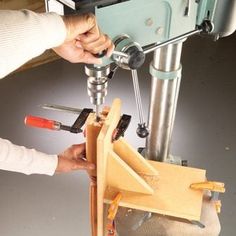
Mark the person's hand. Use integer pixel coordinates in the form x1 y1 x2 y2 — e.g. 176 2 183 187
56 143 95 173
53 13 114 64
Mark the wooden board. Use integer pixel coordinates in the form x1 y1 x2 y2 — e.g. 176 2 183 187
97 99 122 236
104 161 206 221
86 114 102 177
0 0 60 72
86 113 104 236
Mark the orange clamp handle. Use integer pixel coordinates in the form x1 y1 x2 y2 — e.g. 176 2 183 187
190 181 225 193
24 115 58 130
108 192 122 221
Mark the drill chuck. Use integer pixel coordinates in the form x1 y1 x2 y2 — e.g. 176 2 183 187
87 76 108 106
85 65 110 119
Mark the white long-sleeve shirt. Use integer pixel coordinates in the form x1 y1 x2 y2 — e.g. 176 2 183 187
0 10 67 175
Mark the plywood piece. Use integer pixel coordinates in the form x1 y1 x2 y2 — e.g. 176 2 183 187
104 160 206 221
86 113 102 177
114 137 158 175
85 113 103 236
97 99 122 236
107 150 154 195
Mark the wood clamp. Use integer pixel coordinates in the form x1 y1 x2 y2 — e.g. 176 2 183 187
25 108 93 133
190 181 225 213
106 192 122 236
112 114 131 142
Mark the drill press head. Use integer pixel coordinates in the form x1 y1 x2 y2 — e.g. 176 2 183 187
85 34 146 121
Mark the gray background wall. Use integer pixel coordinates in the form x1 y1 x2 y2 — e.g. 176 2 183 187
0 33 235 235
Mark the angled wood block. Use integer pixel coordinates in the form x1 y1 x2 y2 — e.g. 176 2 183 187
107 150 154 195
113 137 158 175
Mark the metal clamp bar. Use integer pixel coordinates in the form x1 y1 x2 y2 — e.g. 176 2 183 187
40 104 82 114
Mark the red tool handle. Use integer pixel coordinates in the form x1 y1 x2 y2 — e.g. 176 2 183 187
24 115 57 130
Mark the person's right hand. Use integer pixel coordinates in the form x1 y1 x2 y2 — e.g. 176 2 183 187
53 13 114 64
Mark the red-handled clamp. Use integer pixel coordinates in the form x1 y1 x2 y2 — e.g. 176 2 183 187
25 116 70 132
25 108 93 134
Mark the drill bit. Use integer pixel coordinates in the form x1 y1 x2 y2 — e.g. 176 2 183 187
95 104 100 122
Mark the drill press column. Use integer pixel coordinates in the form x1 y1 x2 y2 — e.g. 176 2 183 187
146 42 183 162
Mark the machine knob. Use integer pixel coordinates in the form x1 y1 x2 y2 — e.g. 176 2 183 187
136 123 149 138
126 46 145 70
200 19 214 34
113 34 145 70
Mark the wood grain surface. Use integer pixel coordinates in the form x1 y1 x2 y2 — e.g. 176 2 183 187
104 160 206 221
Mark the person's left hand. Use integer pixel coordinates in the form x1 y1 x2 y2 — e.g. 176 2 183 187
56 143 95 173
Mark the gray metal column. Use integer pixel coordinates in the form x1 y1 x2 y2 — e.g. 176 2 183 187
146 42 183 162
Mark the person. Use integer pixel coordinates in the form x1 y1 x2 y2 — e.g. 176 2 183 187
0 9 114 175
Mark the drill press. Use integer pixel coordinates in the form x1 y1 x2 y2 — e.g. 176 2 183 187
45 0 236 234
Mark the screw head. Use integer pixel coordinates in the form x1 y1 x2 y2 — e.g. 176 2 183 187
155 27 164 35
